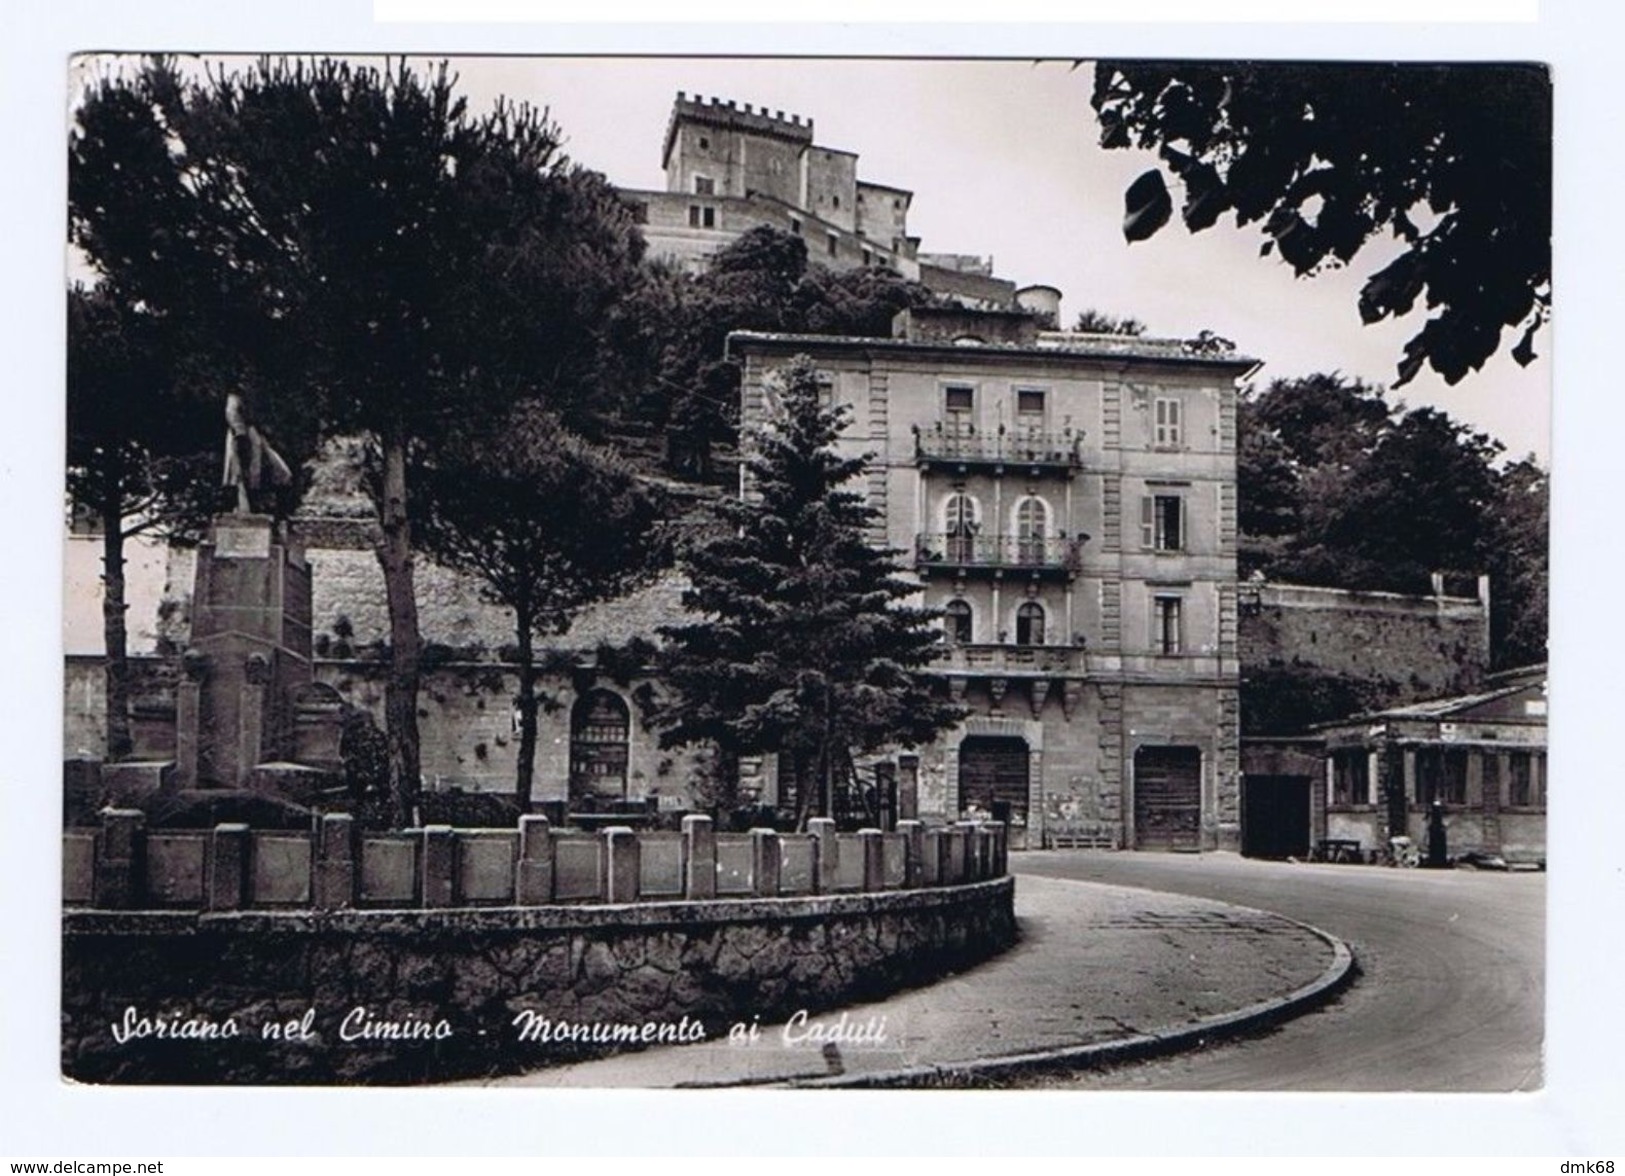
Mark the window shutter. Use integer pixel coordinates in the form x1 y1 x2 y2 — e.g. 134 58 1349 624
1176 496 1187 550
1140 496 1154 548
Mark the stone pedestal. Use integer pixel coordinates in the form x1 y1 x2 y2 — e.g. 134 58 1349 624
176 515 338 791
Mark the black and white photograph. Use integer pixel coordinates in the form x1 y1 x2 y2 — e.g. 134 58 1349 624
11 10 1619 1158
55 52 1552 1094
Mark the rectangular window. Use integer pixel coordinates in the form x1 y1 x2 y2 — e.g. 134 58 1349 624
790 217 802 236
1141 494 1185 551
1016 389 1046 419
826 231 839 257
1154 397 1183 447
688 205 701 228
694 176 714 195
1153 596 1182 655
1332 750 1370 806
1417 748 1468 806
702 206 716 228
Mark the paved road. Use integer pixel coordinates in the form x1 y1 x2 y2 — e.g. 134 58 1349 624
1011 852 1545 1091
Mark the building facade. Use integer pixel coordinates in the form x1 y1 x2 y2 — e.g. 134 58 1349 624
731 307 1256 850
1314 666 1547 864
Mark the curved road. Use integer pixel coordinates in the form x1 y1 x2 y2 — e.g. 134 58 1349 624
1012 852 1544 1091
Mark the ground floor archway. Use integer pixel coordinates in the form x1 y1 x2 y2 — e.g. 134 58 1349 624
958 734 1031 824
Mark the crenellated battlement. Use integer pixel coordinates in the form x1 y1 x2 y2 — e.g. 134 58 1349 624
662 91 814 169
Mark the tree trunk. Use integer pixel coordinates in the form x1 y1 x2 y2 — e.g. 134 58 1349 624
514 608 537 812
100 500 133 761
376 431 423 829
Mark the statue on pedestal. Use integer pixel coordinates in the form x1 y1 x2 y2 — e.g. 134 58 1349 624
222 392 293 515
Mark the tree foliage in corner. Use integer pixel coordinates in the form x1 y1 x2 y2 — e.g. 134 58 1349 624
415 405 669 808
655 357 964 825
1093 62 1551 387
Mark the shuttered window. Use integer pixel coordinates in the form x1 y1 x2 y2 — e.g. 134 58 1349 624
1140 494 1185 551
1154 397 1183 446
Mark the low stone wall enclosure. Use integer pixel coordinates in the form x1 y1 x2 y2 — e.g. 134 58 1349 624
63 814 1015 1083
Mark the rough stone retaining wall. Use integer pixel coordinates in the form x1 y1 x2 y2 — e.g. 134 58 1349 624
62 878 1016 1084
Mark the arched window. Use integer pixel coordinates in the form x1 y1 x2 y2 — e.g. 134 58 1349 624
569 689 630 805
1016 601 1046 647
1015 496 1049 564
944 599 973 644
944 492 979 563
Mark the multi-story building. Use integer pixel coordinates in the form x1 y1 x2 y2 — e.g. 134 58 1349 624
731 305 1258 850
620 93 1018 308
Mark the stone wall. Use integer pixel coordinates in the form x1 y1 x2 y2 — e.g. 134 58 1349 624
62 878 1016 1084
65 652 708 803
1239 581 1490 734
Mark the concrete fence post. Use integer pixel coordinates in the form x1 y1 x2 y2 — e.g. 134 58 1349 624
601 826 641 904
945 824 969 885
206 823 250 911
96 808 145 909
421 825 456 908
858 828 885 891
315 812 356 910
896 820 925 889
924 827 948 887
517 815 554 905
750 828 782 897
681 814 717 900
809 817 838 893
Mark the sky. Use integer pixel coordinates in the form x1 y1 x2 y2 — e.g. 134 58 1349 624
417 56 1551 465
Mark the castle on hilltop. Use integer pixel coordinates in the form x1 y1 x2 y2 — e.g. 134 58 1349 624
619 93 1024 310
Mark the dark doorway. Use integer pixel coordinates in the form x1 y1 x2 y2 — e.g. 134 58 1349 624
1242 775 1311 858
569 689 630 806
1133 745 1202 851
959 735 1030 823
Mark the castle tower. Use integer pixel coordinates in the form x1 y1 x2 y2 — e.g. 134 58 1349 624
662 92 813 207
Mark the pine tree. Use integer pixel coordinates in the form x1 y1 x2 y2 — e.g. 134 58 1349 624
415 404 668 808
656 356 964 826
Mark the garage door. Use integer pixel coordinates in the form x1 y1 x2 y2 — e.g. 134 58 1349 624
1134 746 1202 851
958 736 1029 822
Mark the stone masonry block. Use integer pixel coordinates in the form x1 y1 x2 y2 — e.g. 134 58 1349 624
517 815 554 905
421 825 456 908
681 814 716 900
207 823 250 911
601 826 640 904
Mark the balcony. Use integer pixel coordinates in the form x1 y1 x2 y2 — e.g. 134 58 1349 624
934 642 1087 677
914 423 1083 473
915 532 1083 579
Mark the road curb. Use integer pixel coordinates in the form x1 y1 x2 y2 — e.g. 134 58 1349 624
790 909 1358 1089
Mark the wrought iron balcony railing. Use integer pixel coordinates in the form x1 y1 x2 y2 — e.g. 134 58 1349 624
934 642 1087 676
915 532 1083 575
914 423 1083 469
